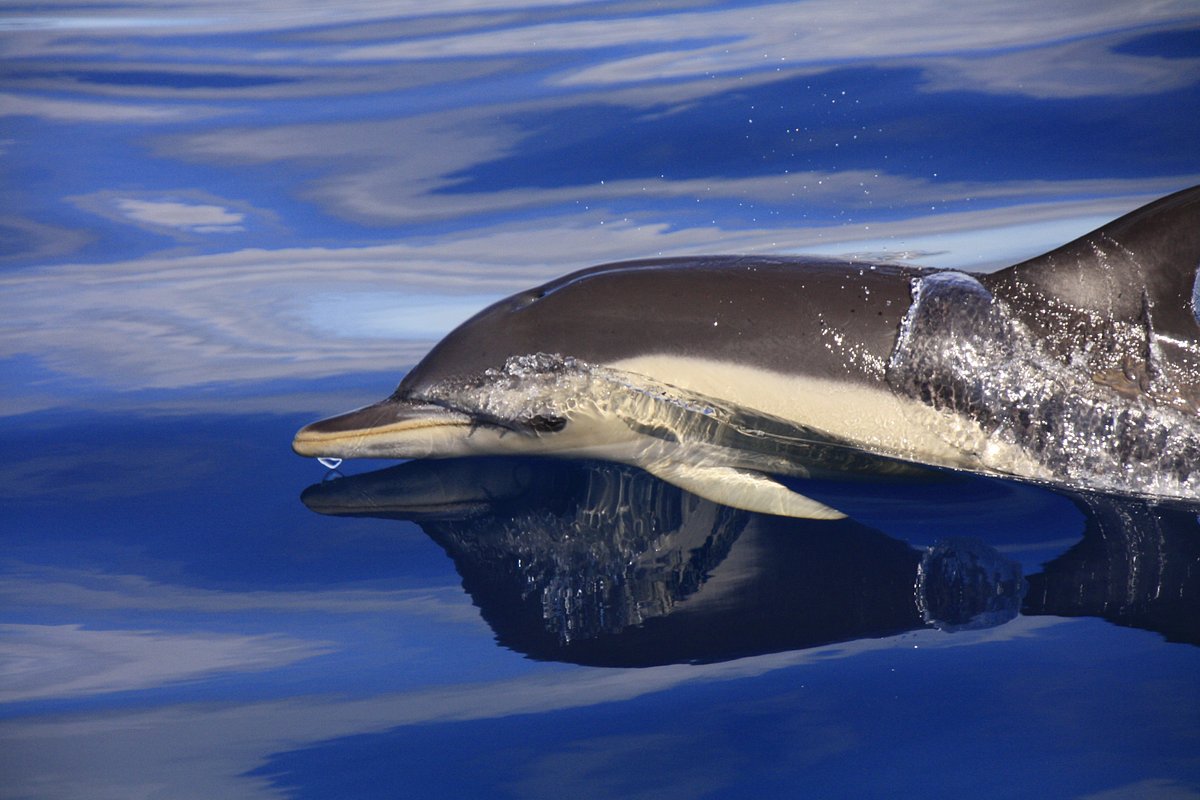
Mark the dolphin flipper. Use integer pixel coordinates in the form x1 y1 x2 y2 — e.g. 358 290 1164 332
642 461 845 520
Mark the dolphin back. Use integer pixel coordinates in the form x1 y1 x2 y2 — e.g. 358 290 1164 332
981 185 1200 411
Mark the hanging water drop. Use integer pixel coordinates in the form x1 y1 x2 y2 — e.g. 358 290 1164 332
318 457 343 470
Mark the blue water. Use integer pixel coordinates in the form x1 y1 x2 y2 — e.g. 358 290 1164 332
2 4 1200 799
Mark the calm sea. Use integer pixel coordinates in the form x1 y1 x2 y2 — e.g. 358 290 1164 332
2 4 1199 798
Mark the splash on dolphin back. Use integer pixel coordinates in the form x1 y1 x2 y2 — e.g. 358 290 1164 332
887 270 1200 499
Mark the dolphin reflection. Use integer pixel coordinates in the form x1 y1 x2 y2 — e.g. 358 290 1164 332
302 459 1199 667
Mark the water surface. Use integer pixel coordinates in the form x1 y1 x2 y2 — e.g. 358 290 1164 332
2 3 1200 798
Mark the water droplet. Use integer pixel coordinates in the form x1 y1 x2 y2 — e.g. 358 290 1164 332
317 457 343 470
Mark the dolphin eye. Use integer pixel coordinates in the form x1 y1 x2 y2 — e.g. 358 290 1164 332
527 414 567 433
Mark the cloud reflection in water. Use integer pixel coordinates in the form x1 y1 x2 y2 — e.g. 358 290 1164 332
1 1 1199 414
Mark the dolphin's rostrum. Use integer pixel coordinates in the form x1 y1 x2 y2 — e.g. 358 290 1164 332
295 186 1200 514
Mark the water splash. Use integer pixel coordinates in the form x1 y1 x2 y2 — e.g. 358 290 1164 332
887 271 1200 500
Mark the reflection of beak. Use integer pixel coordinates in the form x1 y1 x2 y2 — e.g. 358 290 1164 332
300 458 538 519
292 399 473 459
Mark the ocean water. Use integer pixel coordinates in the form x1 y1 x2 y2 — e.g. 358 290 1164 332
2 4 1200 799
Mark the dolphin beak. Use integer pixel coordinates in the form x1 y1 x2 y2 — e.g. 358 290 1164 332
292 398 474 460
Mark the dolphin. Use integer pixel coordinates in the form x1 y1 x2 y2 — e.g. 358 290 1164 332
294 186 1200 515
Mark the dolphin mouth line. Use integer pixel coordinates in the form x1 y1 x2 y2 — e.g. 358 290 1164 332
293 417 470 454
292 401 475 458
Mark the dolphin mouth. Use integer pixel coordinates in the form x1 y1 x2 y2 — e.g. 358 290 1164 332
292 399 474 459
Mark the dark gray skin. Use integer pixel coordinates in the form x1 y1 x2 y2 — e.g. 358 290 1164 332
302 257 929 437
299 185 1200 456
397 257 926 394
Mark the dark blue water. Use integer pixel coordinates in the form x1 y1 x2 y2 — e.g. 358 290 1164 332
3 4 1200 798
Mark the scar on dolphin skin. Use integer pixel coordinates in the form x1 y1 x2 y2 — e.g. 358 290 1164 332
296 186 1200 515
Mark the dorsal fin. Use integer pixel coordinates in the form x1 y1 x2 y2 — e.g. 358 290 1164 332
979 185 1200 412
981 185 1200 341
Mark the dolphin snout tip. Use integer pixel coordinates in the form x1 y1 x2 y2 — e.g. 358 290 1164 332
292 424 329 457
291 402 396 458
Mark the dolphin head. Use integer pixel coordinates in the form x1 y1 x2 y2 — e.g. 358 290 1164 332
291 262 718 461
294 260 680 461
293 258 745 461
292 351 602 461
289 252 949 520
291 291 598 460
292 254 919 464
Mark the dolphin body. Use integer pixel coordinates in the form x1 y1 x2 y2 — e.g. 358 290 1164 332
294 186 1200 516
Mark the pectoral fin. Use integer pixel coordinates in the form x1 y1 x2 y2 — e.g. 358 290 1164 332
644 462 845 520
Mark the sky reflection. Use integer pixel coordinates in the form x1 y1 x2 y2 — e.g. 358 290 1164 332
5 615 1196 800
2 2 1200 413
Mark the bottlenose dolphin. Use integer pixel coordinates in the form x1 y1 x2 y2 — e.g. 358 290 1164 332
294 186 1200 515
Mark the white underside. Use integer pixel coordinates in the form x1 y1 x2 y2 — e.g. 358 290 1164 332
608 354 1048 479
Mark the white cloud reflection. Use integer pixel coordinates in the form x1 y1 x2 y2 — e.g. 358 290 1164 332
0 0 598 34
923 38 1200 99
70 190 275 238
0 565 478 620
0 179 1190 406
329 0 1200 98
0 615 1072 800
3 0 1196 105
161 102 1199 230
115 198 245 232
0 91 226 122
0 623 331 703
